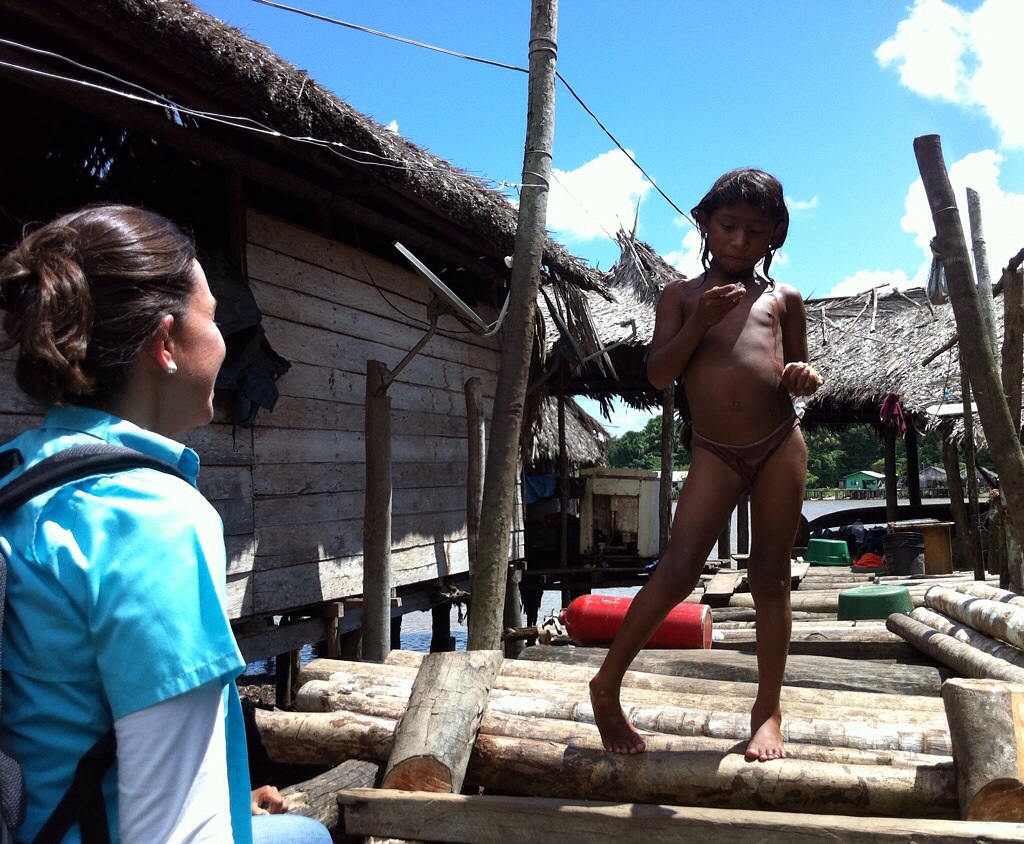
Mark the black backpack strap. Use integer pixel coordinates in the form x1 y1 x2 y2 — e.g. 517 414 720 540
30 731 115 844
0 443 189 511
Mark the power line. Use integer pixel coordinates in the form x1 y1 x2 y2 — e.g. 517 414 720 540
248 0 693 227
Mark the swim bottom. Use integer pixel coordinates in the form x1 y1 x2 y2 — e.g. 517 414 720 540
691 414 800 490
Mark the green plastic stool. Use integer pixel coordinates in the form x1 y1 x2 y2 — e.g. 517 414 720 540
837 584 914 620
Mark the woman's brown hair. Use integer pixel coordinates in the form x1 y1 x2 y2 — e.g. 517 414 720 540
0 204 197 406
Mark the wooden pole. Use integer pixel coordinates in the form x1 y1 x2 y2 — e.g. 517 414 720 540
465 377 485 576
659 385 674 555
959 356 985 579
942 678 1024 820
906 422 922 508
941 427 979 574
363 360 393 662
966 187 999 363
914 135 1024 552
884 423 899 523
469 0 558 650
557 363 568 574
925 585 1024 651
1002 263 1024 438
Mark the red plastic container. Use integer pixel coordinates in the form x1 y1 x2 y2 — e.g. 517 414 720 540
559 594 712 649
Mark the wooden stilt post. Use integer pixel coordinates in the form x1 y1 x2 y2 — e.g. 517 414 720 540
430 603 454 653
363 360 393 662
942 678 1024 820
503 563 525 659
884 423 898 523
465 377 485 576
659 384 675 556
941 429 979 574
906 422 922 508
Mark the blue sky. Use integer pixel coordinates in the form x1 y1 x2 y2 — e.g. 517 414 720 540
195 0 1023 433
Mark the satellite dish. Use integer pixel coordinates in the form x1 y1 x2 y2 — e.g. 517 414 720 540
394 241 509 337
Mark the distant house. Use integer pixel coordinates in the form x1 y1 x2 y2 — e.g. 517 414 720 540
842 470 885 490
919 466 947 489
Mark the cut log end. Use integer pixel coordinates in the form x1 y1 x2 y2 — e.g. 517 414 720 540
966 778 1024 822
381 756 453 793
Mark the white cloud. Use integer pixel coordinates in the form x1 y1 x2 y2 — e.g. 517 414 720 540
902 149 1024 276
827 269 912 298
826 148 1023 296
787 195 819 213
576 396 657 436
877 0 1024 147
664 227 704 279
546 149 653 242
386 120 399 134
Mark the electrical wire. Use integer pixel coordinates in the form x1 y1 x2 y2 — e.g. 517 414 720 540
247 0 693 227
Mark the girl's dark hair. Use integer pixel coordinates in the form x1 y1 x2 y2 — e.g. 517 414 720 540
690 168 789 280
0 204 197 406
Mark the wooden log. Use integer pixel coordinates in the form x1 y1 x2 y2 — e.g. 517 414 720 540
910 607 1024 670
942 678 1024 820
382 650 502 793
709 607 834 623
257 703 952 771
279 759 380 828
512 644 948 695
369 653 948 712
338 788 1024 844
925 585 1024 650
956 581 1024 609
254 710 956 817
729 589 927 613
710 625 919 661
254 707 399 765
466 733 957 817
296 678 952 755
886 613 1024 682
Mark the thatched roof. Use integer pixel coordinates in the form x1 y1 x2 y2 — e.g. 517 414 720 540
524 396 610 469
803 285 980 439
1 0 599 293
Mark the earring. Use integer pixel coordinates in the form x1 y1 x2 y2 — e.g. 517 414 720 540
166 361 178 375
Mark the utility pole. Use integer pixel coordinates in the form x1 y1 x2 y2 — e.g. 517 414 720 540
468 0 558 650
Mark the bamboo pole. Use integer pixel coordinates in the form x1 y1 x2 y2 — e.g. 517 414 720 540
909 606 1024 670
886 612 1024 682
966 188 999 362
470 0 558 649
925 585 1024 650
914 135 1024 552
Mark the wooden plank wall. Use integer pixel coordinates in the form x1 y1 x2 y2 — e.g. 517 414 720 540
0 209 527 625
231 210 510 619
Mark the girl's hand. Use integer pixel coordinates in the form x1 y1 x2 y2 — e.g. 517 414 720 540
693 283 745 329
783 362 823 397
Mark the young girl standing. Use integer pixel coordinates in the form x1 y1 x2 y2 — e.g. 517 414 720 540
589 168 822 761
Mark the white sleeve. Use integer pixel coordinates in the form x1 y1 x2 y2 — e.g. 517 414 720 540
115 683 235 843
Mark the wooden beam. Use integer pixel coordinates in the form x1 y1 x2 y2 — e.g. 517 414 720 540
337 788 1024 844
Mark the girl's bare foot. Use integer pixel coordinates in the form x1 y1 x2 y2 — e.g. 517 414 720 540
589 678 646 754
746 703 785 762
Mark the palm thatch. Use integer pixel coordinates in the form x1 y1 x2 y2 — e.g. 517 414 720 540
523 396 610 469
0 0 600 293
804 285 985 441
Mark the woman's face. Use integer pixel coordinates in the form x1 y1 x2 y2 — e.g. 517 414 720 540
165 261 226 434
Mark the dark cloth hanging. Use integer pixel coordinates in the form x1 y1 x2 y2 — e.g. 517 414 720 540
203 251 291 428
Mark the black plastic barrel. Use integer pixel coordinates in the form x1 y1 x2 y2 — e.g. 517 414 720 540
883 531 925 576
